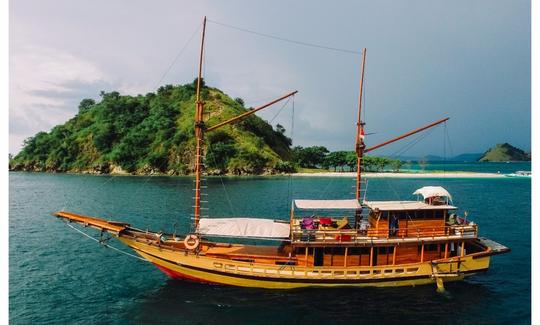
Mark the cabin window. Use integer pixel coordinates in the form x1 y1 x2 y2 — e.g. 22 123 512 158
425 244 439 252
295 247 306 255
434 210 444 219
314 248 324 266
465 241 484 254
449 242 458 257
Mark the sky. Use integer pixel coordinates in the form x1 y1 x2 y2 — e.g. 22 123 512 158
9 0 531 158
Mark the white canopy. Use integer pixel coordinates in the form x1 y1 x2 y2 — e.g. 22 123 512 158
364 200 457 211
294 199 361 210
413 186 452 201
198 218 290 239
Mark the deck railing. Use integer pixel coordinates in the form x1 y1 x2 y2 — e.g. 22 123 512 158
291 223 477 243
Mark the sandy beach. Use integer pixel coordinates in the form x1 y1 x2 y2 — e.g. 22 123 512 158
292 171 507 178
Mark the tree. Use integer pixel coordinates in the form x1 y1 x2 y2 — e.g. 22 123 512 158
324 151 348 172
345 151 357 171
390 159 403 172
372 157 389 171
78 98 95 112
292 146 329 168
234 97 245 106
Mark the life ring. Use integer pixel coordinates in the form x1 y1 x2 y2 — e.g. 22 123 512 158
184 234 200 250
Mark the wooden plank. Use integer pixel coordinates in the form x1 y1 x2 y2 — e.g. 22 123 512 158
54 211 128 233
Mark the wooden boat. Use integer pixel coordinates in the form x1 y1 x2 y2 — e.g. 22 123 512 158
54 17 509 291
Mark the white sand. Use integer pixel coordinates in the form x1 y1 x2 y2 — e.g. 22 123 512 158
292 171 506 178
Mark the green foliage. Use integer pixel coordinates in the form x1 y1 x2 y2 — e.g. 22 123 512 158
324 151 348 171
78 98 96 112
205 131 237 170
11 82 292 175
389 159 403 172
478 143 531 162
273 160 297 173
362 156 401 172
234 97 245 106
292 146 329 168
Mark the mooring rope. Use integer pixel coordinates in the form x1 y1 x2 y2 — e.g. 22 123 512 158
63 222 149 263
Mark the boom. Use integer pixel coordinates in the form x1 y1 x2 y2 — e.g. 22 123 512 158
206 91 298 132
364 117 449 153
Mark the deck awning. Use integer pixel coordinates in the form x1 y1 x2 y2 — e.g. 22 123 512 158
294 199 361 210
413 186 452 200
364 201 457 211
198 218 290 239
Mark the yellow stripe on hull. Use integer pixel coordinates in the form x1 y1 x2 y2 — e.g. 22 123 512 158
118 237 491 289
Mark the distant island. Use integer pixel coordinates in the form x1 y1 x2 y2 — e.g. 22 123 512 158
478 143 531 162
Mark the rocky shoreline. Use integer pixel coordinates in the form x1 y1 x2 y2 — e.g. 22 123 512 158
9 167 508 178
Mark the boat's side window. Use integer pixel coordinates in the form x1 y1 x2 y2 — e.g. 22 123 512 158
425 244 438 251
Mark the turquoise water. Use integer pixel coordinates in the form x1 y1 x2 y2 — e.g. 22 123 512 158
9 171 531 324
401 161 531 174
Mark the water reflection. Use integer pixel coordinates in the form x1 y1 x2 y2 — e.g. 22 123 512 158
127 278 498 324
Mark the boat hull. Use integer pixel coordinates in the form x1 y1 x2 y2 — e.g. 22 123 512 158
118 237 490 289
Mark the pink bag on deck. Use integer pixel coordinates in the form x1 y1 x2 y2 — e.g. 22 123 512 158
302 217 315 230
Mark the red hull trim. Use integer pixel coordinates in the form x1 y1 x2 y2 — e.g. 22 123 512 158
153 263 220 285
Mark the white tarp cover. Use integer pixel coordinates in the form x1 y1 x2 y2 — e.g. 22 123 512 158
364 200 457 211
294 199 361 210
198 218 290 238
413 186 452 200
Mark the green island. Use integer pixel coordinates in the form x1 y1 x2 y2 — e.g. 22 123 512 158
477 143 531 162
9 80 403 176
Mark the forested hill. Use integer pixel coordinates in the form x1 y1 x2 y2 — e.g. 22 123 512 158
478 143 531 162
9 80 295 175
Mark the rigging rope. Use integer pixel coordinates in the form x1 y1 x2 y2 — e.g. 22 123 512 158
207 19 361 55
153 22 202 89
64 222 149 262
369 124 440 203
269 97 292 124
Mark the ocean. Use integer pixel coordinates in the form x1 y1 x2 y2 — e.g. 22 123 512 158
9 164 531 324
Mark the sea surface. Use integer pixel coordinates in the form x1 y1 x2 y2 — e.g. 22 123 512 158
9 166 531 324
401 161 531 174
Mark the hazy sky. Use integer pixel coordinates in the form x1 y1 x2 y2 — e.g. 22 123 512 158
9 0 531 157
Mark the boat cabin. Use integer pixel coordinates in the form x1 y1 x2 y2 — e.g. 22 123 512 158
290 186 477 243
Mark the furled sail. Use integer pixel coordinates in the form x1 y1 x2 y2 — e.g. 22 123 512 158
198 218 290 239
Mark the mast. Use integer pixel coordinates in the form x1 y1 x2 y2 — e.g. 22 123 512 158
355 48 367 201
193 16 207 230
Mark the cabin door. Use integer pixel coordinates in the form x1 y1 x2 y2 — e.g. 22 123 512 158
314 248 324 266
389 214 399 237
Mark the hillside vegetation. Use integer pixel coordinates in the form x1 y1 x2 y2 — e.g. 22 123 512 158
10 80 294 175
478 143 531 162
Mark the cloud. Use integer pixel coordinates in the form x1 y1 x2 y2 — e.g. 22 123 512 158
9 45 112 153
